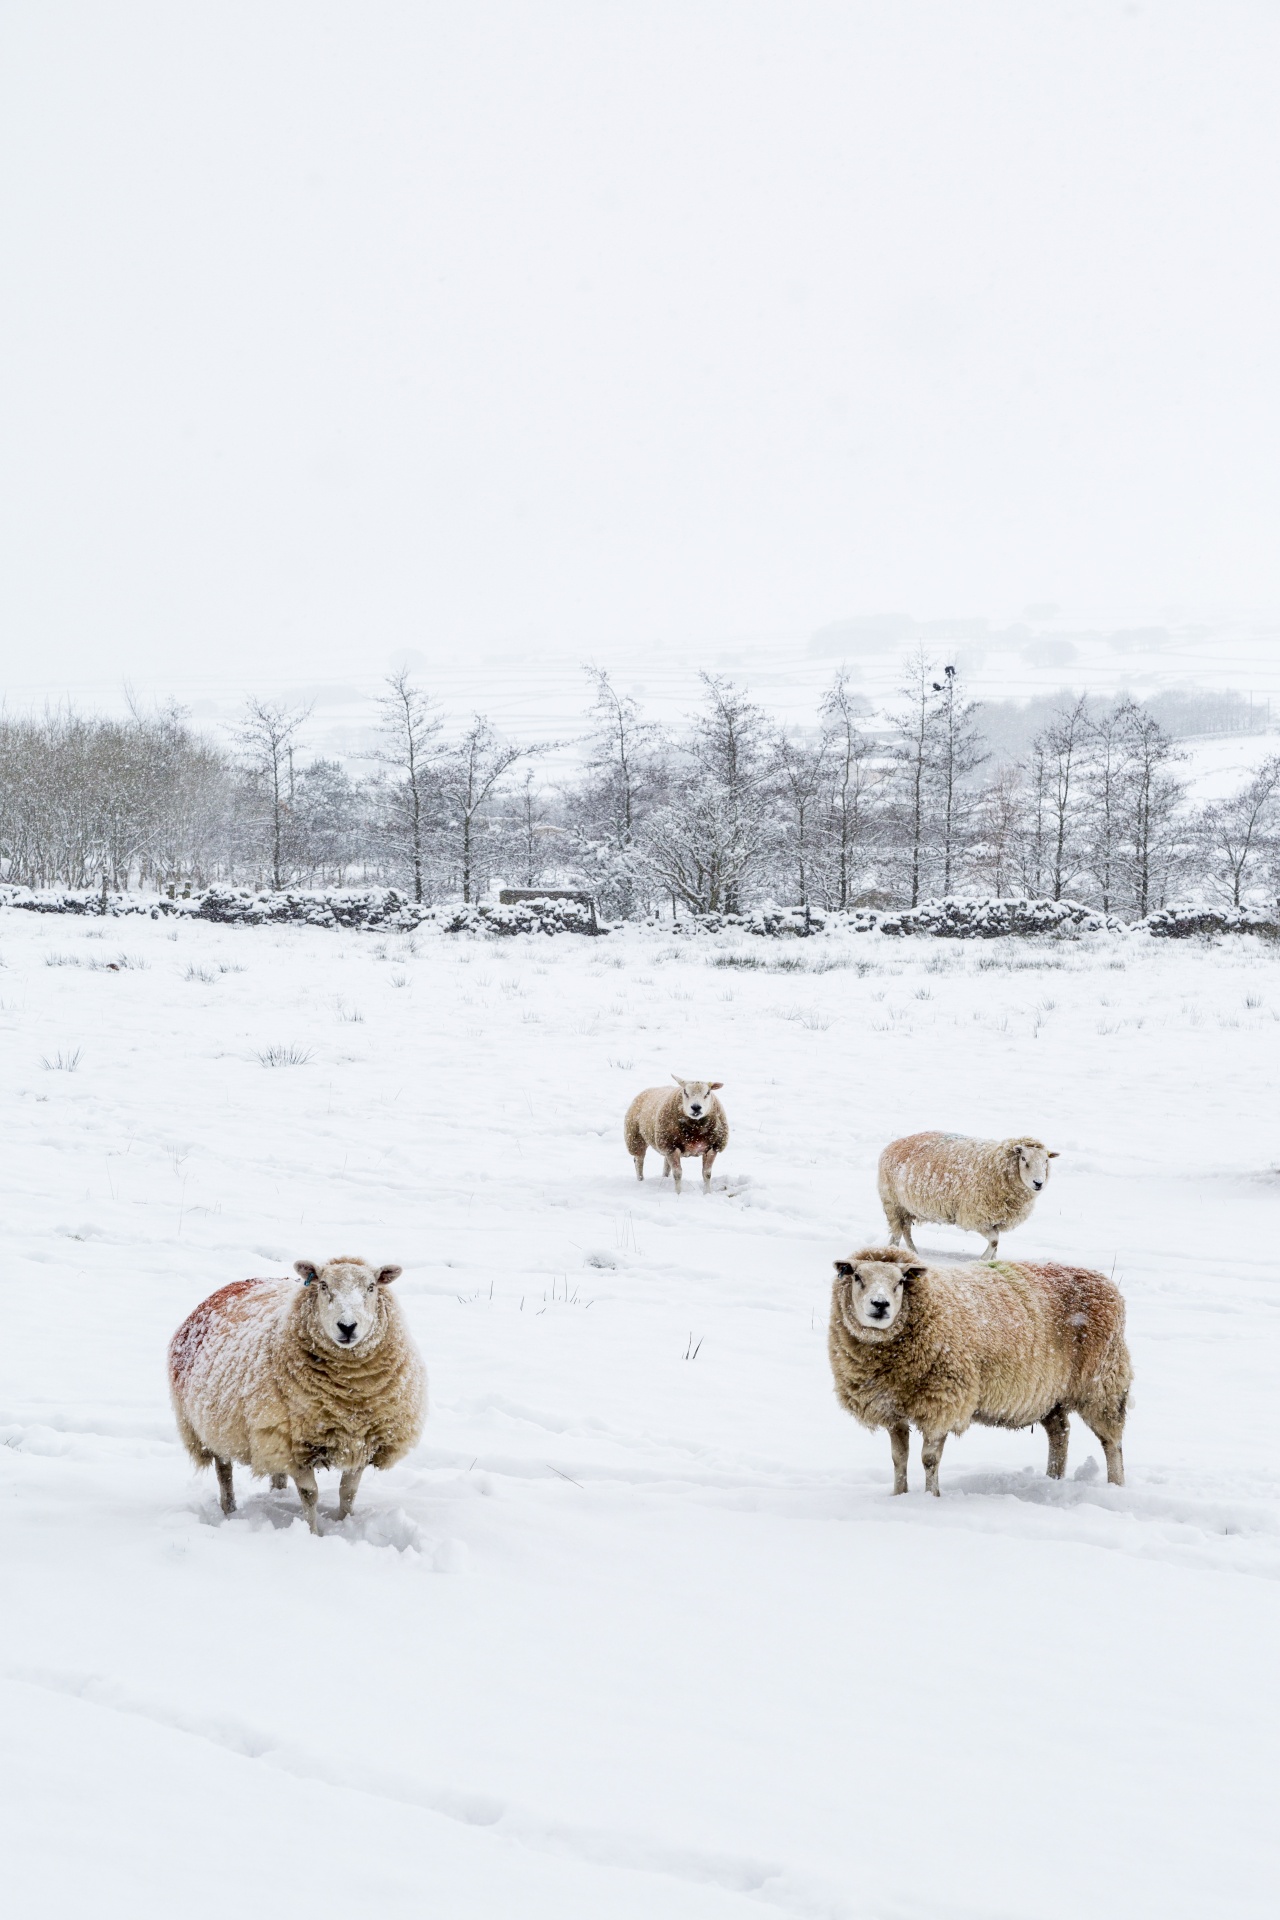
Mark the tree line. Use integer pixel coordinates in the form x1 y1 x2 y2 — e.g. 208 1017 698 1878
1 657 1277 917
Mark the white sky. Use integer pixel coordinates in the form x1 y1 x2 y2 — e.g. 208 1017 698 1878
1 1 1278 712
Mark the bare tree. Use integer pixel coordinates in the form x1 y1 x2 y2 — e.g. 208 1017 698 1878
1083 704 1126 911
890 647 940 907
374 670 441 903
1031 693 1090 900
567 668 665 916
238 698 312 889
688 673 772 913
641 785 764 916
437 715 527 903
772 727 830 926
291 759 363 885
507 766 566 887
819 670 880 910
583 667 657 848
1200 754 1280 905
1115 702 1183 915
970 763 1024 898
932 663 987 893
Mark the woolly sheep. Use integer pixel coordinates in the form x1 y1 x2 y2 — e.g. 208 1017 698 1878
828 1245 1131 1495
624 1076 729 1193
878 1130 1059 1259
168 1255 426 1532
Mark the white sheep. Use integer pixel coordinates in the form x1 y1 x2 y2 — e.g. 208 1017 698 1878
624 1076 729 1192
168 1255 426 1532
878 1130 1059 1259
828 1245 1132 1495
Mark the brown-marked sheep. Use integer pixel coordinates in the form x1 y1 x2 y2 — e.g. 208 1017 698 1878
624 1076 729 1193
168 1256 426 1532
828 1246 1130 1495
878 1131 1059 1259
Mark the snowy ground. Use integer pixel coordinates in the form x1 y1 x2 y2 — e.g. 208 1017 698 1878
2 910 1278 1918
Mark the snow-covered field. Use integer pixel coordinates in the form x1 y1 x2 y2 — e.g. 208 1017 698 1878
3 911 1278 1918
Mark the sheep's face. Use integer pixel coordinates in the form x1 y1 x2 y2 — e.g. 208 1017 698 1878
835 1258 923 1336
672 1076 722 1121
1013 1142 1058 1194
294 1258 403 1350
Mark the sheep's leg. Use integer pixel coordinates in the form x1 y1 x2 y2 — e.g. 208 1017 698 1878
214 1457 236 1515
337 1466 364 1520
270 1473 288 1491
1042 1406 1070 1479
886 1208 918 1253
982 1231 999 1260
701 1148 717 1191
888 1422 910 1495
668 1152 683 1193
1080 1406 1126 1487
632 1150 646 1182
921 1433 948 1497
662 1157 671 1178
293 1466 320 1533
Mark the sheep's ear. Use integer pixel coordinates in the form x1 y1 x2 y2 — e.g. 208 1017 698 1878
834 1260 856 1278
375 1265 402 1286
709 1081 723 1091
902 1265 926 1283
671 1073 687 1087
295 1260 320 1286
1047 1151 1060 1159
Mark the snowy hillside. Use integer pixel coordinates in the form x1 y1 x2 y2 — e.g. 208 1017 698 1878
3 912 1278 1918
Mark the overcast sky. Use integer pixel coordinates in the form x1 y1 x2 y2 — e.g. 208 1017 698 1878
2 1 1278 703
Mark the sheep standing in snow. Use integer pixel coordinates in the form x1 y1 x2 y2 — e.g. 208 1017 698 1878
625 1076 729 1193
828 1246 1130 1495
878 1131 1059 1259
168 1256 426 1532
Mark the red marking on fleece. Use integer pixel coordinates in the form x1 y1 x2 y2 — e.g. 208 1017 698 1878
167 1279 268 1387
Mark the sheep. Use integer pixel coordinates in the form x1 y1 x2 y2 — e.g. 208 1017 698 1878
878 1130 1059 1259
828 1245 1131 1495
624 1076 729 1193
168 1255 426 1532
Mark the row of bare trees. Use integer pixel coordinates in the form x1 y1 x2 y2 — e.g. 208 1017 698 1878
2 661 1278 915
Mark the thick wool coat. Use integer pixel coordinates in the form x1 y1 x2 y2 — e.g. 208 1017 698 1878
169 1276 426 1479
828 1248 1131 1440
624 1086 729 1162
878 1131 1046 1239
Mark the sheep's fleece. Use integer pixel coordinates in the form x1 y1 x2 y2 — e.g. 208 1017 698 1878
878 1130 1056 1256
169 1257 426 1523
828 1246 1131 1494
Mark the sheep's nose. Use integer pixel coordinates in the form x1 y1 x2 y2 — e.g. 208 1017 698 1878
1032 1179 1044 1190
337 1321 357 1341
689 1104 702 1116
869 1300 889 1317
